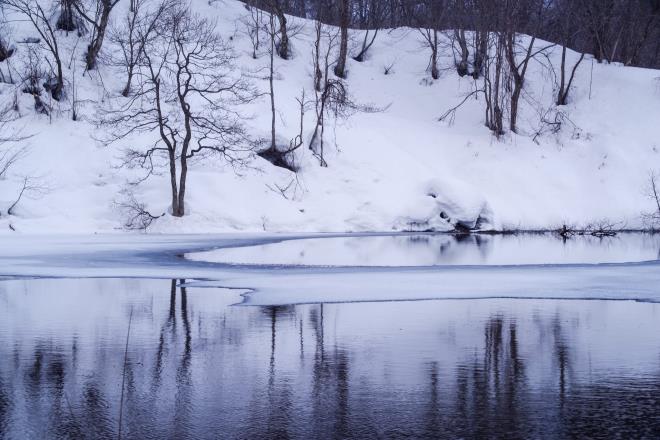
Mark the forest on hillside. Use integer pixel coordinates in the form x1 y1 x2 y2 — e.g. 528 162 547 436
1 0 659 232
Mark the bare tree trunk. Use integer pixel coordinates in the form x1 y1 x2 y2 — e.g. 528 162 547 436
84 0 118 70
269 13 276 151
177 155 187 217
276 9 289 59
267 0 289 60
53 54 64 101
430 29 439 80
122 64 134 97
491 33 504 136
334 0 349 78
353 28 378 62
505 32 536 134
472 30 487 79
168 149 180 216
454 29 469 76
313 20 323 91
57 0 77 31
557 46 585 106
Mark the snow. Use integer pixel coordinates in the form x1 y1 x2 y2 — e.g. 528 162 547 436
1 234 659 306
1 0 659 233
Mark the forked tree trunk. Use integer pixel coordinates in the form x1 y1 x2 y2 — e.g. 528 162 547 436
454 29 469 77
85 0 114 70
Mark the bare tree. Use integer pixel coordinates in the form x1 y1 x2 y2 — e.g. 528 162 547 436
73 0 122 70
643 171 660 230
309 19 375 167
556 48 584 106
309 20 339 166
413 0 446 80
471 29 488 79
114 188 164 230
7 0 65 100
438 0 557 136
352 0 384 62
256 10 285 167
0 21 15 63
552 0 585 106
0 103 43 219
263 0 290 59
110 0 174 96
56 0 81 31
311 17 323 91
103 5 257 217
483 32 506 136
242 0 265 59
503 0 553 133
0 106 25 180
18 44 50 114
452 29 469 76
333 0 349 78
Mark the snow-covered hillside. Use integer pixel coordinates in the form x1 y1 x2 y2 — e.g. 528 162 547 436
1 0 659 234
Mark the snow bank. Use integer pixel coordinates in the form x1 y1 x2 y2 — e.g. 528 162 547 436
1 0 659 234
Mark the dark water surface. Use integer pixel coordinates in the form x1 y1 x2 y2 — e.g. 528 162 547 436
1 278 660 439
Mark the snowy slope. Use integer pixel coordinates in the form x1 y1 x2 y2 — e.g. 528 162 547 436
1 0 659 234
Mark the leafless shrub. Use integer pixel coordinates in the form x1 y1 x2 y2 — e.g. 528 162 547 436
531 108 580 144
0 104 45 218
556 219 621 240
584 220 620 237
18 45 50 115
265 175 303 201
0 22 16 63
383 59 395 75
114 189 164 230
241 1 265 59
6 175 48 215
6 0 66 100
642 171 660 230
0 105 27 179
258 88 308 172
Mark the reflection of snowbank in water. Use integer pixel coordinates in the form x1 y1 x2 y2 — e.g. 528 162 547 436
186 233 660 267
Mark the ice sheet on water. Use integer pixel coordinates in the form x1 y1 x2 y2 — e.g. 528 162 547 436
1 234 660 306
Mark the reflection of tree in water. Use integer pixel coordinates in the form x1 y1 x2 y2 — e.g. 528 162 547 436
14 340 114 439
0 377 9 434
128 279 194 438
447 315 529 438
174 280 193 438
4 281 660 439
264 305 293 439
308 303 352 439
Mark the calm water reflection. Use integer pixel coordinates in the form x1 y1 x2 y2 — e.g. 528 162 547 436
1 278 660 439
188 233 660 266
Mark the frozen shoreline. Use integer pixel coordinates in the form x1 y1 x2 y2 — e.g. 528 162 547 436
1 233 659 306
